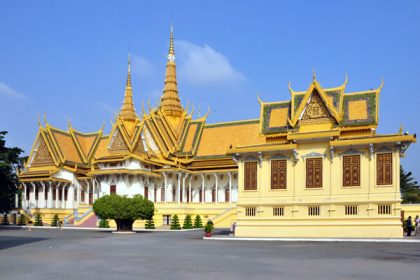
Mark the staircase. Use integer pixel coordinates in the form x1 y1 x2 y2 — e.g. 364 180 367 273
211 207 236 228
73 207 98 228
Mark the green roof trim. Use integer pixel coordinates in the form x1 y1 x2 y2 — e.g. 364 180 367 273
261 102 290 134
342 92 377 127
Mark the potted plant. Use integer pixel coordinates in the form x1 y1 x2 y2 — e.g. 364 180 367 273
204 220 214 237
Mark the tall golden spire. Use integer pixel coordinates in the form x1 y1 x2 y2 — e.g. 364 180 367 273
160 24 183 117
119 53 137 120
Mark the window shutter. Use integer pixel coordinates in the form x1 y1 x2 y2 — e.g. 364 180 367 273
343 155 360 187
306 158 322 188
244 161 257 190
377 153 392 185
271 160 287 189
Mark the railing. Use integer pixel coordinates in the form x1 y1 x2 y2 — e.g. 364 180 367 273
74 207 93 222
154 202 236 209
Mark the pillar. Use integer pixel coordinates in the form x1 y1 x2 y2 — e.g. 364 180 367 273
92 179 96 203
55 183 60 209
77 185 81 208
163 173 168 203
201 174 205 204
182 174 186 203
214 173 218 203
69 184 75 209
188 176 192 203
30 182 36 209
23 183 27 209
61 184 66 209
41 182 46 208
48 182 53 208
228 172 232 203
177 172 181 204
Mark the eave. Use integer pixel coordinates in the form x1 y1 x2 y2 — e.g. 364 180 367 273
330 134 416 147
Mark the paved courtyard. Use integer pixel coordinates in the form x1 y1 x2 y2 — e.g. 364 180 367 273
1 228 420 280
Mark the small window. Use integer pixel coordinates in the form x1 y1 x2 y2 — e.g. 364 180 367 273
343 155 360 187
245 207 256 216
377 153 393 185
110 185 116 195
308 206 320 216
378 204 392 215
273 207 284 216
345 205 358 215
306 158 322 188
244 161 258 190
271 160 287 189
144 186 148 200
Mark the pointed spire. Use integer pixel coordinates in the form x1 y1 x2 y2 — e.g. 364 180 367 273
119 52 137 121
160 24 184 117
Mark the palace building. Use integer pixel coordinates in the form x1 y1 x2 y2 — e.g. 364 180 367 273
18 28 415 237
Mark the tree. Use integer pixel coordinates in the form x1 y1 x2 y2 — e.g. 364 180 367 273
400 165 420 203
99 218 110 228
18 214 26 225
0 131 23 213
182 214 193 229
93 194 154 231
194 215 203 228
1 214 9 225
51 214 59 227
170 214 181 230
145 219 155 229
34 214 43 226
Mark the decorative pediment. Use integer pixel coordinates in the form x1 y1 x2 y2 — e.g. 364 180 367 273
108 128 130 153
299 91 335 125
29 134 55 167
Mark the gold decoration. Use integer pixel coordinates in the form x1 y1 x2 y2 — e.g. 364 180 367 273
301 92 330 121
32 138 54 166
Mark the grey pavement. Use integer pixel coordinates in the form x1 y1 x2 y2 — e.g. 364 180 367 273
1 227 420 280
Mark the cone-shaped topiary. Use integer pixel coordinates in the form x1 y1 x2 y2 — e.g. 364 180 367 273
99 218 110 228
51 214 59 227
145 219 155 229
34 214 43 226
183 214 193 229
194 215 203 228
170 214 181 230
18 215 26 225
1 214 10 225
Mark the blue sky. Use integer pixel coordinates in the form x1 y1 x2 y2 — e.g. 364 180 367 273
1 1 419 177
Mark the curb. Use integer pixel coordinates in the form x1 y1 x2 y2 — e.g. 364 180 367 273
203 236 420 243
0 225 202 232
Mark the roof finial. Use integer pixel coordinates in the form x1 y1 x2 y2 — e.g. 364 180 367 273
168 24 175 62
127 52 131 87
119 52 137 120
312 69 317 82
399 123 404 135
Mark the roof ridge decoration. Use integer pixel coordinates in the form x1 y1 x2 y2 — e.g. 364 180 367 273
159 24 184 118
119 53 137 121
289 79 341 127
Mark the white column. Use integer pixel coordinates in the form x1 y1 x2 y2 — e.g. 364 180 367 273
87 181 91 204
69 184 75 209
48 182 53 208
77 185 81 208
163 173 168 203
92 179 96 203
214 173 218 203
15 193 18 208
182 174 187 203
201 174 205 204
23 183 27 209
61 184 66 209
30 182 36 208
177 173 181 204
188 175 193 203
41 182 46 208
55 183 60 208
228 172 232 203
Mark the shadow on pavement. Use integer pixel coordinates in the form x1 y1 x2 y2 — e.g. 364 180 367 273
0 236 49 250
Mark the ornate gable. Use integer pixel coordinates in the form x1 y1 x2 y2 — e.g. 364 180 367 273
29 134 55 167
299 91 335 125
108 128 130 153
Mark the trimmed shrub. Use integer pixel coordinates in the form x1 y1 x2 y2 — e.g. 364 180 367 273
145 219 155 229
170 214 181 230
34 214 43 226
51 214 59 227
18 215 26 225
1 214 10 225
193 215 203 228
182 215 193 229
99 218 110 228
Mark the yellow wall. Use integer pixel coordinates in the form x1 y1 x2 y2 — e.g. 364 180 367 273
236 142 403 238
401 204 420 220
